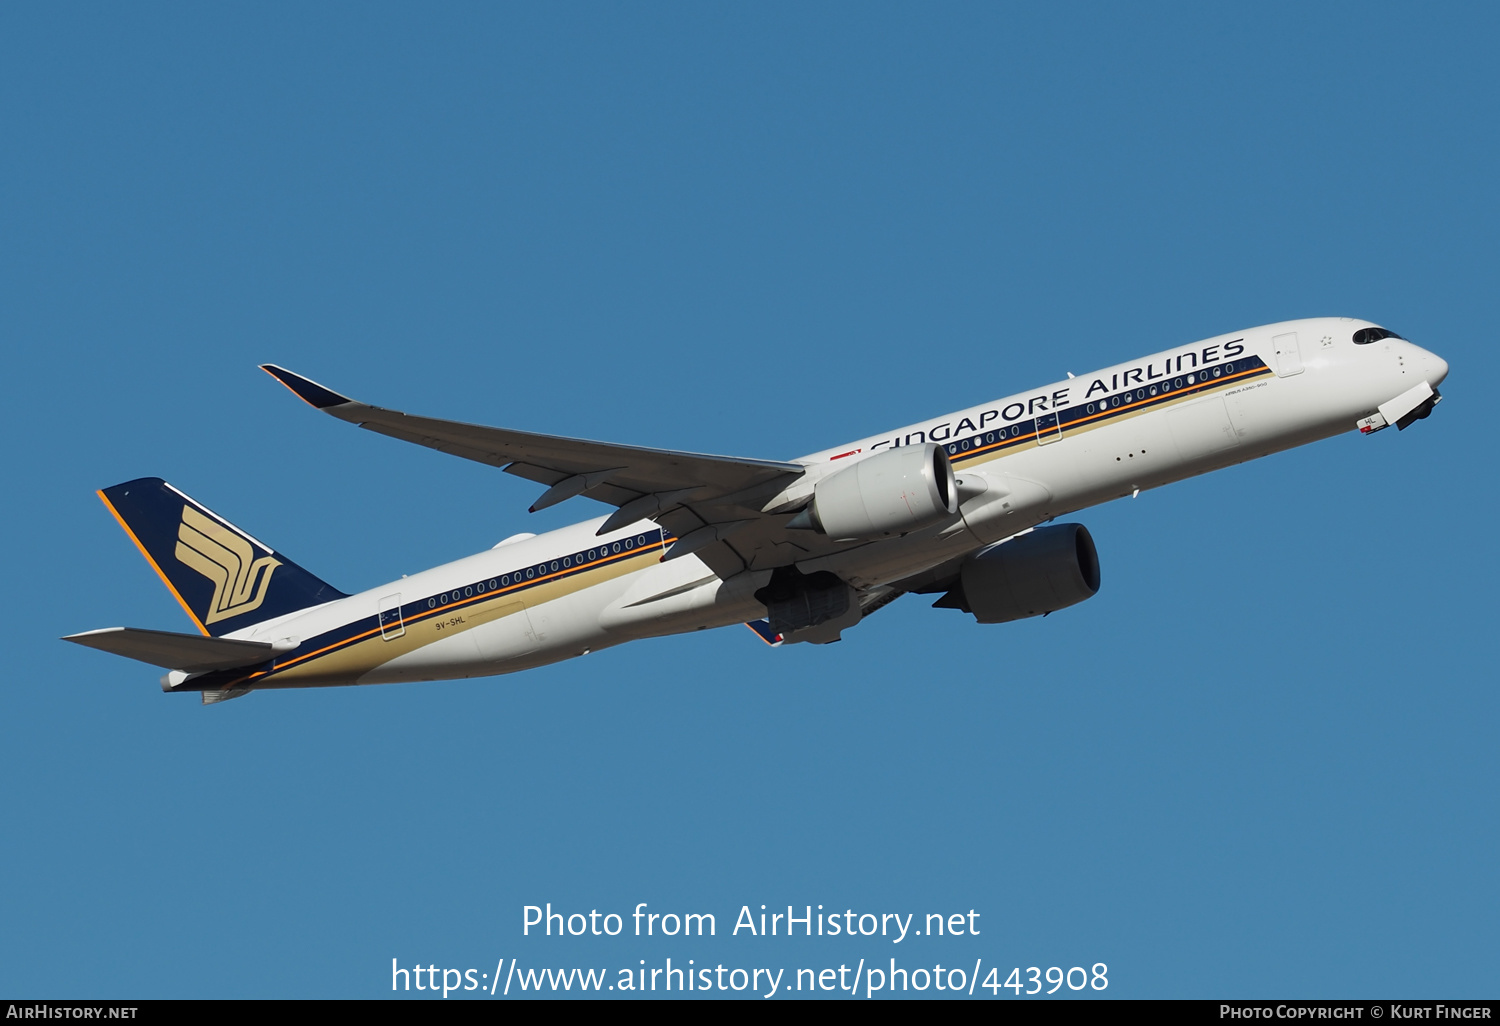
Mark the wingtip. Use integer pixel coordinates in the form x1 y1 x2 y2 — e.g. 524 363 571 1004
260 364 353 409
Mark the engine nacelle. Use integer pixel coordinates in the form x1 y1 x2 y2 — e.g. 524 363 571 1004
938 524 1100 623
801 443 958 540
751 565 862 644
754 566 855 632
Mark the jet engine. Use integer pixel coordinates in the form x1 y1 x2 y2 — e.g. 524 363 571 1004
935 523 1100 623
791 443 958 540
754 566 858 636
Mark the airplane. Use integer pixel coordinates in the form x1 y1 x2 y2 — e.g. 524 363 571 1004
64 317 1448 704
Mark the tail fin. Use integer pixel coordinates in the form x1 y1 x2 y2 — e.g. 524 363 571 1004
99 478 346 636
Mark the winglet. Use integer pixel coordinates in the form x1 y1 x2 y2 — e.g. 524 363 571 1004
260 365 354 409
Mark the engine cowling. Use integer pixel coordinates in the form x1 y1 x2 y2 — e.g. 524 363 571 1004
753 565 861 643
802 443 958 540
938 523 1100 623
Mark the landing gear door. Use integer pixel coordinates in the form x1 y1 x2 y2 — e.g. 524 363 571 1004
1273 332 1304 377
378 594 405 640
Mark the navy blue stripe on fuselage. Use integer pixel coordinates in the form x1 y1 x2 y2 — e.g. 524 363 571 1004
940 357 1272 466
411 528 668 625
189 527 671 690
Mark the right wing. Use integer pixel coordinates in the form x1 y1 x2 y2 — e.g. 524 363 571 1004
262 365 831 578
261 364 802 505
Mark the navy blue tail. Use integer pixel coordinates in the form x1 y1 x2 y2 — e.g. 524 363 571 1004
100 478 346 637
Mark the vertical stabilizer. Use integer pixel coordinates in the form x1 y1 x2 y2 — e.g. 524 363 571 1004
98 478 346 636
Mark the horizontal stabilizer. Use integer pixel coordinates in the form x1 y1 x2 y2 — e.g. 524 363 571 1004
63 627 291 672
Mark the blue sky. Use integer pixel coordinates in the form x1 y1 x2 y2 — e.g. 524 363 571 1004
2 3 1495 999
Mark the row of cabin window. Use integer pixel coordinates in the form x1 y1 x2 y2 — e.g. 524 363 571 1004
943 360 1250 456
426 533 654 608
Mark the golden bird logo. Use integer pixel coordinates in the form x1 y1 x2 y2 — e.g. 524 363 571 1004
174 505 281 624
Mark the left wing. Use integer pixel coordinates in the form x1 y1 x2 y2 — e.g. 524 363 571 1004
262 365 816 577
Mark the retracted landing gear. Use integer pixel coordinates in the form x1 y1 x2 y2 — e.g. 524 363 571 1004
1358 383 1442 434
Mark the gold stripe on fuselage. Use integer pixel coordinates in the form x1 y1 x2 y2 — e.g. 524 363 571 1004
950 364 1267 470
244 539 665 688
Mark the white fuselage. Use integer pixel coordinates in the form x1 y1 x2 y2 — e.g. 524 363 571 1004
224 317 1447 689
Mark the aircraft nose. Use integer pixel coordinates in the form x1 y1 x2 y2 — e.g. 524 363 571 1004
1425 351 1450 388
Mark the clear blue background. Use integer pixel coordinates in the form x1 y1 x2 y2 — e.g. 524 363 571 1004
2 3 1494 999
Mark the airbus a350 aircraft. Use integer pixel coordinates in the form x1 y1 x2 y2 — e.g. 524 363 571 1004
66 318 1447 703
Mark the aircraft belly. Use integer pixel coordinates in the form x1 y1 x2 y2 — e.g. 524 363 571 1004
598 567 765 638
1167 396 1239 461
518 589 614 653
1069 405 1181 496
361 626 486 683
266 625 435 686
956 472 1054 546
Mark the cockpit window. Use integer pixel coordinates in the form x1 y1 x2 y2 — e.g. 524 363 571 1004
1353 326 1405 345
